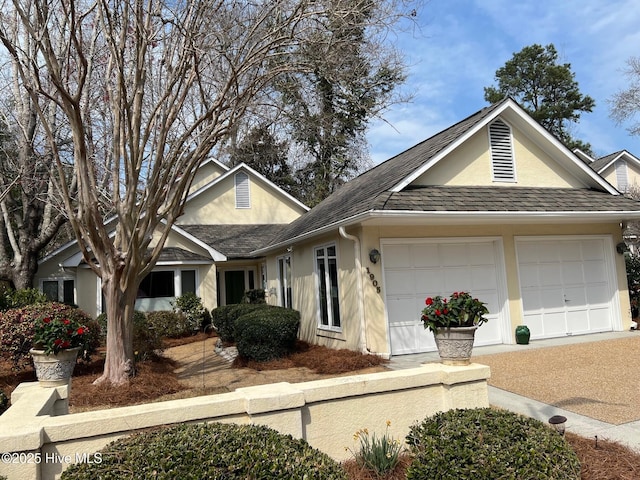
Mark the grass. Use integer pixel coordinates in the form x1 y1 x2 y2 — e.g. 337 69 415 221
2 333 639 479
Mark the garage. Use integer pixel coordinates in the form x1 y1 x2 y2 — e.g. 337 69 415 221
516 236 619 340
382 238 509 355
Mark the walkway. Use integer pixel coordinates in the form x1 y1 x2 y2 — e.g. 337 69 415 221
387 331 640 451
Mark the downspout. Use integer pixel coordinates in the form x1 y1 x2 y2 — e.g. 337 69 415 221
339 227 368 354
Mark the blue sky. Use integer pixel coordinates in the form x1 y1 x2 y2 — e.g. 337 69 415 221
367 0 640 164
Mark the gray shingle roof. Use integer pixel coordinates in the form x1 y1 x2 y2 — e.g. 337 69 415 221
179 224 285 258
157 247 212 263
590 151 622 173
383 186 640 212
266 100 508 246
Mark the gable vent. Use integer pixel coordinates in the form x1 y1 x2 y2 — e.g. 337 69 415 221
235 172 250 208
489 119 516 182
615 159 628 192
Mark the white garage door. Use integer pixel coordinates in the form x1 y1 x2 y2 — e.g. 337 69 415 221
516 236 617 340
383 238 507 355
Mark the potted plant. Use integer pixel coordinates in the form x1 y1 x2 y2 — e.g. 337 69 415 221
29 316 91 387
420 291 489 365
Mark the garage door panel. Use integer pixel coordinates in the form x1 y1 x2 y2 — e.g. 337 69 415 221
384 239 505 355
516 237 614 340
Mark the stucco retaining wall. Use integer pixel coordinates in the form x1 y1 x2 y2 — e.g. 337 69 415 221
0 363 490 479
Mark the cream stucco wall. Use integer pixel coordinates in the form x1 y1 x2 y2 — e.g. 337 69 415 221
413 122 584 188
189 160 227 193
268 221 631 358
601 159 640 192
178 173 304 225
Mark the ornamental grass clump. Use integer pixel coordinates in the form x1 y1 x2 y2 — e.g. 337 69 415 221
349 421 403 478
420 291 489 333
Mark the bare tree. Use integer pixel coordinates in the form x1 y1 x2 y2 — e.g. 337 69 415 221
610 57 640 136
0 0 417 385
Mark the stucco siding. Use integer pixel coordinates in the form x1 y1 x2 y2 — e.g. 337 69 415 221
412 123 585 188
178 174 303 225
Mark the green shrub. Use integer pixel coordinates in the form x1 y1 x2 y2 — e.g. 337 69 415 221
0 389 8 415
211 303 266 343
0 303 100 369
172 292 210 331
61 422 346 480
234 307 300 362
0 288 48 311
242 288 266 304
406 408 581 480
97 311 162 361
146 310 190 338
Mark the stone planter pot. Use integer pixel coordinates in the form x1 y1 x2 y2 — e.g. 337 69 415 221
29 347 80 387
433 326 478 366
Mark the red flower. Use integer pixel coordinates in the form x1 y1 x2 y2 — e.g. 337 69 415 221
63 319 70 325
43 317 51 324
443 308 449 314
61 340 71 349
425 297 433 306
54 339 62 346
77 327 85 335
435 309 441 316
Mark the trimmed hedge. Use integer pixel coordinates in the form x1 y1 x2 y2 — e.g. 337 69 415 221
210 303 266 343
406 408 581 480
0 303 100 369
234 307 300 362
146 310 192 339
60 422 346 480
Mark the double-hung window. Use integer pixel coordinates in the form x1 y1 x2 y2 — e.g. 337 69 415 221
315 244 341 330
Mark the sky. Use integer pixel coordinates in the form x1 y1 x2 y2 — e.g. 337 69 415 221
367 0 640 164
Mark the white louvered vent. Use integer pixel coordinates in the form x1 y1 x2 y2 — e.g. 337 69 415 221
235 172 250 208
615 159 628 192
489 119 516 182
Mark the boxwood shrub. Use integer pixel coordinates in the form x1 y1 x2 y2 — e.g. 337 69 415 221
210 303 266 343
406 408 581 480
234 307 300 362
60 422 346 480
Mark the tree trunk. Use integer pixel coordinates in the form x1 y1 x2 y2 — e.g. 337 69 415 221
94 274 138 386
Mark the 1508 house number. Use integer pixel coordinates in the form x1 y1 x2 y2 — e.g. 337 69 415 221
366 267 381 293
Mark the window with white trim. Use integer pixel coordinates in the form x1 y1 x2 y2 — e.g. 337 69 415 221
489 119 516 182
277 254 292 308
235 172 250 208
41 278 75 305
315 244 341 329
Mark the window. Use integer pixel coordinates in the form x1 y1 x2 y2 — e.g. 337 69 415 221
42 279 75 305
615 159 628 191
138 271 175 298
489 119 516 182
315 244 341 329
277 255 292 308
235 172 250 208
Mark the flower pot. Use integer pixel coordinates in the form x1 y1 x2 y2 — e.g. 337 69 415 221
29 347 80 387
433 326 477 366
515 325 530 345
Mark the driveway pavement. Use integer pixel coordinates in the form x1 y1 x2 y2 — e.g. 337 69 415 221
387 331 640 452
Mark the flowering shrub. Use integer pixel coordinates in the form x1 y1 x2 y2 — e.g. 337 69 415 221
33 316 90 355
0 303 100 369
421 291 489 333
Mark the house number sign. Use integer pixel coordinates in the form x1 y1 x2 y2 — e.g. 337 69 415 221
366 267 381 293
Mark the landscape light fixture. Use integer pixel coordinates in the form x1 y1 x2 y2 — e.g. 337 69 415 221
548 415 567 436
369 249 381 264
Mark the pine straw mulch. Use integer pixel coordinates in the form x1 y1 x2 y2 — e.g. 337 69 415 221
2 335 640 479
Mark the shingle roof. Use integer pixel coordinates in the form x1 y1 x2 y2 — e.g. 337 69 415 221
266 100 508 247
157 247 212 263
179 224 285 258
590 151 622 173
383 186 640 212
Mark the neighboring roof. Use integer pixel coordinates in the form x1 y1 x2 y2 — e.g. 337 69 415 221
179 224 285 258
590 150 640 174
155 247 212 264
257 99 628 252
